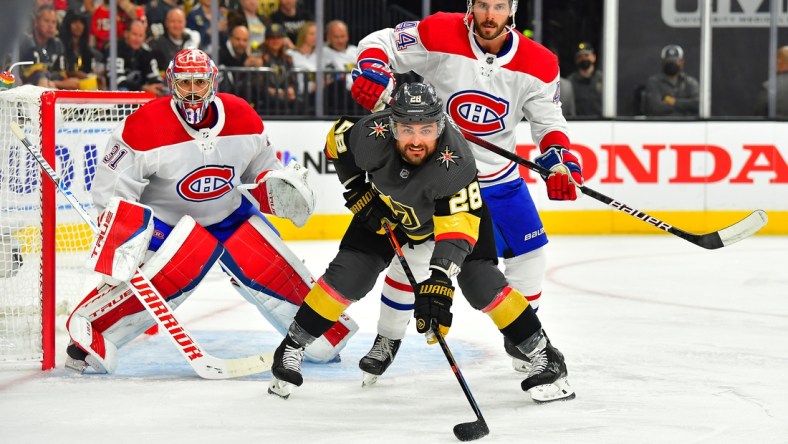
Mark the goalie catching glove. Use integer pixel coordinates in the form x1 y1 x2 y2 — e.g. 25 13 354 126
534 145 584 201
351 61 395 112
414 271 454 343
241 161 316 227
86 197 154 284
343 181 395 234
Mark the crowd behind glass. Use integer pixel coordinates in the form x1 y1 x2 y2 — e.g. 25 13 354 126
7 0 787 119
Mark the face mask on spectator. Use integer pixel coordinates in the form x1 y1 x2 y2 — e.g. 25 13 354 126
663 62 680 76
577 60 592 70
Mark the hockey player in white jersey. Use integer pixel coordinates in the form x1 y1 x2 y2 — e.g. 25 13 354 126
350 0 584 380
64 49 357 374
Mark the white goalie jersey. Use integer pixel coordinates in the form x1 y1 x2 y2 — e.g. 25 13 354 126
356 12 571 187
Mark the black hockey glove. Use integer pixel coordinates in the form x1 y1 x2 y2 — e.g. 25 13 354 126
343 182 394 234
414 271 454 343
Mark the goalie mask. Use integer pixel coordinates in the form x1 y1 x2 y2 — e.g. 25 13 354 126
389 82 445 141
166 49 219 125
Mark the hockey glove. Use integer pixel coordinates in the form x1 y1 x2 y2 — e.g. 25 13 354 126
240 161 316 227
534 145 584 201
414 271 454 343
343 182 395 234
351 62 395 112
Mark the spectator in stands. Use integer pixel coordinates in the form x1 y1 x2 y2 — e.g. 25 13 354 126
227 0 268 52
220 24 261 68
755 45 788 117
219 24 262 96
60 10 105 90
145 0 181 41
150 8 198 72
567 41 602 117
287 21 317 94
82 0 100 15
644 44 699 117
269 0 313 50
115 19 165 96
18 5 80 89
90 0 147 51
261 23 297 110
187 0 227 53
323 20 358 91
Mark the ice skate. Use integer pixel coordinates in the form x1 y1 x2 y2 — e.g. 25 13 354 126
359 334 401 387
504 336 531 373
520 332 575 403
268 335 306 399
64 342 88 373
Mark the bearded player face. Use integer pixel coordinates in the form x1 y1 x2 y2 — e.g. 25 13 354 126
472 0 511 41
394 122 440 166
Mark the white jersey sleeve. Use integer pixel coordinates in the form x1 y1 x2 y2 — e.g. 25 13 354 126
92 123 151 216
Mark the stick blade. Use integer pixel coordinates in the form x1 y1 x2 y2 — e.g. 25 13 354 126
715 209 768 248
453 419 489 441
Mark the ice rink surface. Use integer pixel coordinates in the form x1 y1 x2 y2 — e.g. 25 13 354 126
1 235 787 444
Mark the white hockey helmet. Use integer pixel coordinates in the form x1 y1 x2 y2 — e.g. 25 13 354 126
166 48 219 125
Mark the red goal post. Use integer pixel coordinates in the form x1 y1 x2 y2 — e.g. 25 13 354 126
0 86 155 370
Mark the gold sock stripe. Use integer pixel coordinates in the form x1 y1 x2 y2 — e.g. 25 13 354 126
484 287 529 330
303 277 352 322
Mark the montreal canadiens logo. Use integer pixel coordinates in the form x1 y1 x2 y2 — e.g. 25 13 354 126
177 165 235 202
447 90 509 136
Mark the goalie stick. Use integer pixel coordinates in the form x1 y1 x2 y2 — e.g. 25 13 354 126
10 121 274 379
383 221 489 442
461 130 768 250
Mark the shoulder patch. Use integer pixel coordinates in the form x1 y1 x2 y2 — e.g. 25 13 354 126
435 146 461 170
366 120 390 139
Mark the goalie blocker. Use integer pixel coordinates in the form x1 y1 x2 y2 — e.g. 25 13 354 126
68 204 356 374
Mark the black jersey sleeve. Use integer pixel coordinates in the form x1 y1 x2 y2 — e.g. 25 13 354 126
430 177 484 275
324 116 367 189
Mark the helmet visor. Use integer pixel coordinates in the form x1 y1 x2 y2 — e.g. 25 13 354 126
389 119 443 141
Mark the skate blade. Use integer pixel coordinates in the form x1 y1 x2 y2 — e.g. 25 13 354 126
528 378 575 403
64 357 87 374
268 378 294 399
361 372 378 388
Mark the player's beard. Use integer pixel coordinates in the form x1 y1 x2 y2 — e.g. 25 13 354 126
473 18 508 41
398 142 436 166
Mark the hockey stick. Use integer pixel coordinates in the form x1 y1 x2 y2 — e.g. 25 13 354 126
383 221 489 442
10 121 274 379
461 130 768 250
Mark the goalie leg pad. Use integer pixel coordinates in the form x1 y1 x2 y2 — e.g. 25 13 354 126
86 197 154 283
66 314 118 374
503 246 546 311
221 215 357 363
68 216 221 350
377 242 431 340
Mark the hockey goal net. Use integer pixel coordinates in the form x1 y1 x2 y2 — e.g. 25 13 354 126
0 86 154 370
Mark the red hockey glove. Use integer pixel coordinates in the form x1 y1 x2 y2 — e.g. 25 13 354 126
534 145 584 201
351 62 395 112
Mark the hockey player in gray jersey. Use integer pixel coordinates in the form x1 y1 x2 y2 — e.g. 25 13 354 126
267 82 574 403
